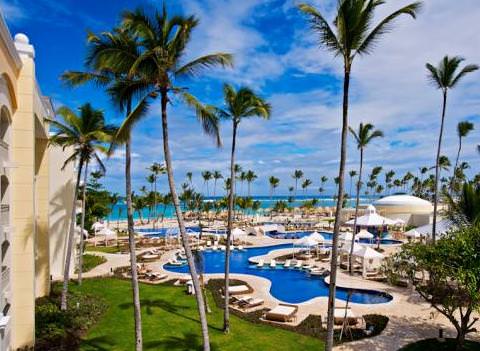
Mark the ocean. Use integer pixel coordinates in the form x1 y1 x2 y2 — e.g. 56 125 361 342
105 195 373 221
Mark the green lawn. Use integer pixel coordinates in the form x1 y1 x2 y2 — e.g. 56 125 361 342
72 278 324 351
81 254 107 272
85 245 123 254
399 338 480 351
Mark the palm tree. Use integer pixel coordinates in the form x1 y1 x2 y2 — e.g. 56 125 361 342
301 178 313 194
245 170 257 196
46 103 115 310
269 176 280 198
186 171 193 188
62 26 150 349
385 170 395 195
298 1 421 348
426 55 478 243
132 193 147 224
348 170 357 197
237 171 247 196
292 169 304 198
213 84 270 333
452 121 474 190
116 7 232 349
148 162 166 227
201 170 213 196
212 170 223 197
348 122 383 273
145 174 155 222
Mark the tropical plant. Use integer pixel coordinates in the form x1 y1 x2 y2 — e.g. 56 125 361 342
348 122 383 273
298 1 421 348
245 170 257 196
292 169 304 198
148 162 166 226
212 170 223 197
446 182 480 226
112 7 233 350
268 176 280 198
301 178 313 194
452 121 474 191
212 84 270 332
46 103 115 310
426 55 478 243
348 170 357 197
201 170 213 196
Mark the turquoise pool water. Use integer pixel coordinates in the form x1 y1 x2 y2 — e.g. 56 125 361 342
164 244 392 304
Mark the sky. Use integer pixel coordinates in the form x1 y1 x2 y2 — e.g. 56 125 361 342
2 0 479 196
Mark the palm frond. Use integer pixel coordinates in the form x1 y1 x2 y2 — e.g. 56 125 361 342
61 71 112 88
180 92 222 147
175 53 233 77
451 64 479 87
298 3 342 55
356 2 422 56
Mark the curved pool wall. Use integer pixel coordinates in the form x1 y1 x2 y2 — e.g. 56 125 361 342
164 244 393 305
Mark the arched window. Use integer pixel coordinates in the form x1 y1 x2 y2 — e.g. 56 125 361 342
0 106 11 147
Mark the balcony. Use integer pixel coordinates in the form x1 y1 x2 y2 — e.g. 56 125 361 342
0 266 9 294
0 205 8 227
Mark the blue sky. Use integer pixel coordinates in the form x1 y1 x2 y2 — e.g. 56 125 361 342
2 0 479 196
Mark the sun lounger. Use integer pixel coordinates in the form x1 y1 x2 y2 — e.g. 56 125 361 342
264 304 298 323
257 259 264 268
142 254 160 261
284 260 291 268
334 307 358 326
227 285 250 296
303 264 313 270
212 245 218 251
310 267 326 276
270 259 276 268
146 272 168 281
175 276 191 285
238 245 245 251
294 261 303 269
239 297 264 309
206 240 212 247
168 259 184 266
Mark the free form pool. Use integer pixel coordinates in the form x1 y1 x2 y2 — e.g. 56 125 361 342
164 244 392 304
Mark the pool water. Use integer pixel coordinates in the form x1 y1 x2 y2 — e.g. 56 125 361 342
136 226 201 236
164 244 392 304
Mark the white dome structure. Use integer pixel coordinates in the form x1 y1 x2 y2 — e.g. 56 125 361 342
373 195 433 226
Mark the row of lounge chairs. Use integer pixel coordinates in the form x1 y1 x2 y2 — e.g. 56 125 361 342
256 259 328 276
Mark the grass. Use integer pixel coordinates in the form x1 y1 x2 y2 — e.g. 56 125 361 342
85 245 123 254
399 338 480 351
81 254 107 272
72 278 324 351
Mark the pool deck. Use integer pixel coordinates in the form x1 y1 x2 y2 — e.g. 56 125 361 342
82 235 480 350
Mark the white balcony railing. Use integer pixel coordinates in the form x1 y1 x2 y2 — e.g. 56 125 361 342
1 266 9 292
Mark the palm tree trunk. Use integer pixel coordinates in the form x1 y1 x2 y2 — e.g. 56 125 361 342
349 148 363 274
432 90 447 244
61 158 83 311
153 178 157 229
326 64 351 351
78 161 89 285
160 90 210 350
224 120 237 333
451 135 462 193
125 107 143 351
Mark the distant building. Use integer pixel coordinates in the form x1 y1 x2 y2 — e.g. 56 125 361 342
373 194 433 227
0 11 75 350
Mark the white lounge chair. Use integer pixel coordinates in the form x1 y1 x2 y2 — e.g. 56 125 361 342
270 259 276 268
294 260 303 269
257 259 264 268
264 304 298 323
238 245 245 251
227 285 250 295
284 260 291 268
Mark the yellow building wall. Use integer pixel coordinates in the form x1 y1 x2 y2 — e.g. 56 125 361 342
11 54 36 348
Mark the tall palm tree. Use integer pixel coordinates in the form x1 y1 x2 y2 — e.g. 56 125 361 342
385 170 395 195
348 122 383 273
146 174 155 223
212 170 223 197
426 56 478 243
186 171 193 188
213 84 270 333
292 169 304 198
245 170 257 196
269 176 280 198
298 2 421 348
46 103 115 310
201 170 213 196
237 171 247 196
348 170 357 197
61 26 150 350
301 178 313 194
452 121 474 190
117 7 232 350
148 162 166 227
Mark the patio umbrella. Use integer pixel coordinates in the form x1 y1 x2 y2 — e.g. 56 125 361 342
308 231 325 243
91 221 104 232
356 229 374 240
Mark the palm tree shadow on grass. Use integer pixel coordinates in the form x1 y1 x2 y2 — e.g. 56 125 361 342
145 332 219 351
118 298 222 331
81 335 116 351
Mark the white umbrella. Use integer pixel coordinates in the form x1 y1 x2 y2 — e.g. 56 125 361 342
356 229 374 240
345 205 396 226
394 218 406 225
352 246 384 259
309 231 325 242
98 227 116 237
404 228 422 238
91 221 105 231
340 232 353 241
294 236 318 247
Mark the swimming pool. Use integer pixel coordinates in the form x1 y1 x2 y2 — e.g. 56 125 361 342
164 244 392 305
268 231 403 245
136 226 201 236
